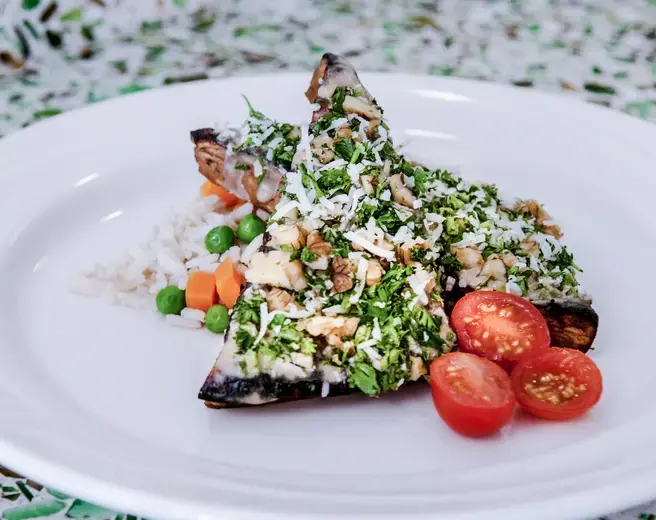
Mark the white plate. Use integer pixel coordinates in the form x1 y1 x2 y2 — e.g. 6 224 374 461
0 73 655 520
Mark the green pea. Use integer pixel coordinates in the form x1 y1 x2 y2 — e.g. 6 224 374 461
206 304 230 333
156 286 186 315
205 225 235 254
237 214 266 243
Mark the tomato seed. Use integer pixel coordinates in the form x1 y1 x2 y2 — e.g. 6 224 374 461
524 372 586 405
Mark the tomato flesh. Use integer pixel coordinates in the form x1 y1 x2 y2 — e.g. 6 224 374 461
451 291 550 372
511 347 603 420
430 352 516 437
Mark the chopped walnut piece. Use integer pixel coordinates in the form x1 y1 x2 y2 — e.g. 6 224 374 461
331 256 353 293
409 357 428 381
265 288 292 311
336 125 352 139
298 316 360 345
515 199 563 239
306 231 332 257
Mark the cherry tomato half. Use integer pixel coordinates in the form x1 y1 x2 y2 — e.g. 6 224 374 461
511 347 603 420
451 291 551 372
430 352 516 437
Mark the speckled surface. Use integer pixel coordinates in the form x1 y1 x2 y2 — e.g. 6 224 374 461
0 1 655 518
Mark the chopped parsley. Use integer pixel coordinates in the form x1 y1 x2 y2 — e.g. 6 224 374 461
312 112 341 135
292 247 318 263
355 199 404 234
242 94 266 119
317 168 351 194
233 291 316 360
333 138 356 161
324 229 353 257
410 247 427 262
348 360 379 396
331 87 346 115
553 247 581 272
440 254 464 273
259 318 316 358
234 293 264 326
300 165 325 201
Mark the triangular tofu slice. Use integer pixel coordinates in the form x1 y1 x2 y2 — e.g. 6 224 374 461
199 54 457 408
199 53 598 409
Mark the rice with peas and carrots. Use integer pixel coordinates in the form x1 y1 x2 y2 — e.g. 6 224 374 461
72 182 267 330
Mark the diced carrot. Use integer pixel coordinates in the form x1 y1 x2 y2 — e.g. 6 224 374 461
200 180 243 209
185 272 218 313
215 258 244 309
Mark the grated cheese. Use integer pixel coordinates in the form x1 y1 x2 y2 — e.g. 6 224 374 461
325 117 349 133
254 302 270 345
319 158 347 172
347 162 365 183
300 124 314 174
270 200 300 221
372 318 382 341
241 234 264 265
348 257 369 304
286 171 313 214
344 231 396 260
319 196 336 211
268 136 283 150
252 159 263 180
323 305 345 315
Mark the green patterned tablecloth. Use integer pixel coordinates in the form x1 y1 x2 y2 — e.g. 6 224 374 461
1 1 655 518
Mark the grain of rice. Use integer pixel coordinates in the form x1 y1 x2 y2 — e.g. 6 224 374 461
181 308 206 322
186 254 220 269
241 235 264 264
202 262 220 273
221 245 241 264
166 314 202 329
230 202 254 223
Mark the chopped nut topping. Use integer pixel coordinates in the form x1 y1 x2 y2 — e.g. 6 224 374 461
306 231 332 257
331 256 353 293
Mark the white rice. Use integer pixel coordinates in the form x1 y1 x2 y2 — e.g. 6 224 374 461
72 194 251 327
166 314 203 329
181 308 207 322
